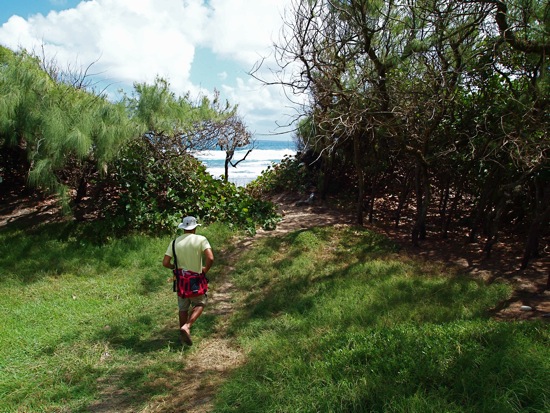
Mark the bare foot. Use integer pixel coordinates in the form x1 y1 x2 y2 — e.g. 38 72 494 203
180 326 192 345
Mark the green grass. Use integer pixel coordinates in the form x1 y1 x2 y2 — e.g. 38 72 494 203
0 220 235 412
0 222 548 412
215 227 549 413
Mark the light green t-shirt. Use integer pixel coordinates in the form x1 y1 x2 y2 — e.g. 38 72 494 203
166 233 212 273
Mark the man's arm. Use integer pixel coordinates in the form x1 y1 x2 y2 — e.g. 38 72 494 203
202 248 214 274
162 254 175 270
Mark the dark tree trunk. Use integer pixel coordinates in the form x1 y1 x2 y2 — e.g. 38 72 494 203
395 173 412 229
73 162 96 221
367 178 376 224
521 179 550 271
75 176 88 204
482 194 507 258
439 176 450 234
412 163 430 246
468 171 499 243
223 150 234 182
442 181 463 239
353 133 364 226
319 150 333 201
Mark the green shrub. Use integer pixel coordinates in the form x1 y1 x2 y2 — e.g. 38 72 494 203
247 155 312 197
89 136 280 240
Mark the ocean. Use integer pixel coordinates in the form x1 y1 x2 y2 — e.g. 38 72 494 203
194 140 297 187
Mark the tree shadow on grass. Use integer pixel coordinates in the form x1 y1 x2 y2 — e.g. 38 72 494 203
81 323 191 412
227 224 509 339
93 315 179 354
81 308 230 413
84 361 179 413
0 221 160 285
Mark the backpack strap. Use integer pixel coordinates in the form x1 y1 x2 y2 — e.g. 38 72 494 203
171 238 179 270
172 239 178 292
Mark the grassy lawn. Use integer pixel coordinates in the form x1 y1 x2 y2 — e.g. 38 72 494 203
215 227 549 413
0 221 234 412
0 222 548 412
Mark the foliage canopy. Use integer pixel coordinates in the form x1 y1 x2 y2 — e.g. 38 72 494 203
269 0 549 272
0 46 279 238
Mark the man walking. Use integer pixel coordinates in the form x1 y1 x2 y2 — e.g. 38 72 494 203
163 216 214 345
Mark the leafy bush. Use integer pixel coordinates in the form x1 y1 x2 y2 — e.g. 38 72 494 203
91 135 280 239
246 155 312 197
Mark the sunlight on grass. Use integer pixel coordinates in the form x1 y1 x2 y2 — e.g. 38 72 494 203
216 226 549 413
0 221 235 412
1 222 548 412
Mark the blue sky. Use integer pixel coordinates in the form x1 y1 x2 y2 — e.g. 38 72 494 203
0 0 302 140
0 0 81 21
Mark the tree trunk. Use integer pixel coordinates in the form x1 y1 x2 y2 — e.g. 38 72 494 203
521 179 550 271
439 176 450 235
412 162 430 246
319 150 333 201
468 171 498 243
75 176 88 204
367 178 376 224
223 150 235 183
482 194 507 258
73 162 96 221
442 181 463 239
521 216 543 270
353 133 364 226
395 173 412 229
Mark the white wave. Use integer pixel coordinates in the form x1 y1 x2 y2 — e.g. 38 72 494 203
194 147 297 186
207 162 274 179
194 148 296 161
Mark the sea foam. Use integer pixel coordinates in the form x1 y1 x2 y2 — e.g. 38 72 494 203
194 143 296 186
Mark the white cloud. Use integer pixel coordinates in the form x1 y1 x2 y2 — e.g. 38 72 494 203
206 0 287 64
0 15 35 47
221 74 298 135
0 0 300 138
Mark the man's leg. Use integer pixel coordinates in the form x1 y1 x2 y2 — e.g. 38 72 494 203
178 296 192 344
179 310 188 328
180 295 207 345
181 304 204 336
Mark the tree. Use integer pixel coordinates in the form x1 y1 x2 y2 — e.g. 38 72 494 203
267 0 548 270
0 46 279 236
270 0 403 224
0 46 135 212
213 115 254 183
188 90 255 183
